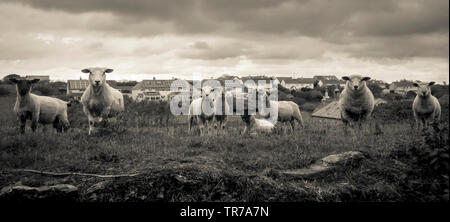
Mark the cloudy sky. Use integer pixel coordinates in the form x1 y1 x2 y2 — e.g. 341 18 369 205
0 0 448 83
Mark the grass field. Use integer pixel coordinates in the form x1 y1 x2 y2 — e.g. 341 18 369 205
0 86 448 202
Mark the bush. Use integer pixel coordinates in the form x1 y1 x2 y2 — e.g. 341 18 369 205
405 91 417 99
372 100 414 122
292 97 306 106
431 85 449 99
33 83 59 96
300 102 318 112
0 86 11 97
381 93 404 102
402 123 449 201
309 90 323 102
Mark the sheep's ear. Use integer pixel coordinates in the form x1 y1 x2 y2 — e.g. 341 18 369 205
362 77 371 81
412 83 419 87
30 79 40 84
342 76 350 81
9 78 18 84
105 69 114 73
81 69 90 73
428 82 435 86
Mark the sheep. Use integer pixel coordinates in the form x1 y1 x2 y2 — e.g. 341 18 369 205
188 85 216 136
273 101 304 133
211 89 234 134
80 67 125 135
10 78 70 134
241 115 275 135
412 81 441 128
338 75 375 128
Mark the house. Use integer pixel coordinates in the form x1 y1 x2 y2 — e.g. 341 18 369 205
26 75 50 82
240 76 278 90
313 75 342 87
389 80 415 95
279 77 316 90
67 79 89 101
115 85 133 98
132 78 190 102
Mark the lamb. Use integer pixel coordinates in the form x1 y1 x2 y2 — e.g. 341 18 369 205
80 67 125 135
412 82 441 128
241 115 275 135
10 78 70 134
338 75 375 128
273 100 304 132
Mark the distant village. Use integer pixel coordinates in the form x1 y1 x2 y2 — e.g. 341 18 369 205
2 74 447 103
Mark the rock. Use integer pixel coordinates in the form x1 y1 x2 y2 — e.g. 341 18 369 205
320 151 364 166
0 184 78 201
280 151 365 179
86 181 110 194
86 181 111 201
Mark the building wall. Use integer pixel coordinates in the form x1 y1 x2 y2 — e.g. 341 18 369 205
284 83 314 89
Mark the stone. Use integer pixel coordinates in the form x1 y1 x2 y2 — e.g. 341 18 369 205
280 151 365 179
0 184 78 201
86 181 110 194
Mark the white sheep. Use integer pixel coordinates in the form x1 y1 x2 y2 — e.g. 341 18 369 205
241 115 275 135
338 75 375 127
412 82 441 127
80 67 125 135
10 78 70 134
188 85 216 135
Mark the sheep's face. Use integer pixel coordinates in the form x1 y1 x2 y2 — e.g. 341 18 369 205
201 86 215 100
82 67 113 89
10 78 40 96
413 82 435 97
342 75 371 92
201 86 216 109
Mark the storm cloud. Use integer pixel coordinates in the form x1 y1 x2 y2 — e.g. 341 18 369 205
0 0 448 82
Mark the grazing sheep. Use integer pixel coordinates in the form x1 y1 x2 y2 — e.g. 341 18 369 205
80 67 125 135
273 101 304 132
339 75 375 128
188 85 216 135
412 82 441 127
241 115 275 135
10 78 70 134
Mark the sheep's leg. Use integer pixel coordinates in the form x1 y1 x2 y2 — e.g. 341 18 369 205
19 115 27 134
100 106 112 124
31 111 39 132
188 115 193 134
61 114 70 132
342 120 349 136
220 120 227 135
54 118 63 133
290 120 296 133
199 120 205 136
83 105 95 135
413 111 419 128
205 119 210 136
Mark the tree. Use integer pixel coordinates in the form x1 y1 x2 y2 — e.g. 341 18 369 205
406 90 417 99
367 81 383 98
3 74 20 84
